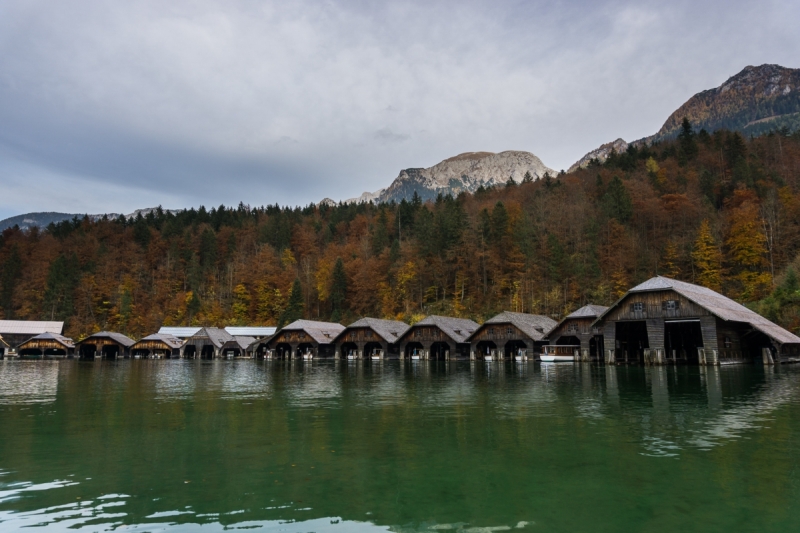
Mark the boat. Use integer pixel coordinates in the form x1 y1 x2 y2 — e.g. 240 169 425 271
302 353 313 360
540 345 578 363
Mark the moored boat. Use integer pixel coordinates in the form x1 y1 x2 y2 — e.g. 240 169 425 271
540 345 578 362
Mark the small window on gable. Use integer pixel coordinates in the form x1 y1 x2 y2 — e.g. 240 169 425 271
506 326 513 335
630 302 644 313
662 300 679 311
489 327 495 336
366 330 373 338
567 324 578 333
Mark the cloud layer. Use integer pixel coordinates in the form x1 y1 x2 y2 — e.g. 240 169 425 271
0 0 798 218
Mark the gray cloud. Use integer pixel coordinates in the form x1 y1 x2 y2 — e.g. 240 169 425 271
0 0 798 218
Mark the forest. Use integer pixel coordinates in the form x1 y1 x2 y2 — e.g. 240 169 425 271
2 122 800 341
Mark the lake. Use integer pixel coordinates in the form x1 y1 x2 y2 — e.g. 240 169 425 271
0 359 799 532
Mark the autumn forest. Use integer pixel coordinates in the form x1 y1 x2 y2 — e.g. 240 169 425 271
3 123 800 341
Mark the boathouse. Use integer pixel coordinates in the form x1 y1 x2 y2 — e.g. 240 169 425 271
158 326 202 339
0 320 64 351
595 276 800 365
180 327 235 359
335 318 410 359
0 335 9 358
398 315 479 360
76 331 135 359
130 333 183 358
16 332 75 358
544 304 608 361
267 320 345 358
468 312 557 360
219 336 256 358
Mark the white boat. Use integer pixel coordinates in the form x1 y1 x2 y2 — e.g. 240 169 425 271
411 355 421 360
347 354 356 360
302 353 313 360
515 355 526 362
371 355 381 360
540 345 578 363
484 354 494 362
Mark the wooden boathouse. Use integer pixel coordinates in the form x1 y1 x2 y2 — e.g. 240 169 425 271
180 327 235 359
334 318 410 359
266 320 345 359
131 333 183 358
76 331 135 359
0 320 64 353
17 332 75 358
544 304 608 361
595 276 800 365
398 315 479 360
468 312 557 360
0 335 9 358
219 336 256 358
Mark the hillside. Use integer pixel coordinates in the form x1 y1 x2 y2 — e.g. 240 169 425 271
2 128 800 340
349 150 555 204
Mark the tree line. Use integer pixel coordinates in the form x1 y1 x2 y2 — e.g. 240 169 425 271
2 121 800 340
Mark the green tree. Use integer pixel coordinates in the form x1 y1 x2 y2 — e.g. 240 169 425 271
601 176 633 222
522 171 534 184
278 279 304 327
330 258 347 322
678 117 698 162
0 246 22 318
43 253 81 322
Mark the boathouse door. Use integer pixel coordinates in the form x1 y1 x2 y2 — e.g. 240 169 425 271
664 320 703 364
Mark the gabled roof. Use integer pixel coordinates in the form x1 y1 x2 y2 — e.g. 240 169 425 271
20 332 75 349
133 333 184 350
186 327 234 348
595 276 800 345
0 320 63 335
221 336 257 350
158 326 202 338
403 315 479 344
277 320 345 344
545 304 608 339
336 317 411 343
78 331 136 347
476 311 558 341
224 326 276 337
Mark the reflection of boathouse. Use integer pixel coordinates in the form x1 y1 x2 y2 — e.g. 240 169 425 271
130 334 183 358
335 318 410 359
544 304 608 361
596 276 800 365
76 331 135 359
398 316 478 360
468 312 557 359
17 332 75 358
267 320 345 358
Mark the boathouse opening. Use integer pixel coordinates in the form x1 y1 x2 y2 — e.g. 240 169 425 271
556 335 580 346
589 337 601 359
430 341 451 360
364 341 383 358
200 345 215 359
664 320 703 363
476 340 497 358
183 345 197 358
504 340 528 358
297 342 315 357
615 321 649 363
340 342 358 358
79 343 97 359
274 343 292 358
405 342 424 358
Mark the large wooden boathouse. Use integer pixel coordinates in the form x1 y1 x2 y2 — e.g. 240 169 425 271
335 318 410 359
468 312 557 360
131 333 183 358
595 276 800 365
266 320 345 358
398 315 478 360
76 331 135 359
544 304 608 361
17 332 75 358
0 320 64 352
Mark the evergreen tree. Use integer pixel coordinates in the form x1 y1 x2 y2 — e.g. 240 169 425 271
522 171 534 184
691 220 723 291
678 117 698 162
43 253 80 322
330 258 347 322
661 240 681 279
278 279 304 327
0 246 21 318
601 176 633 222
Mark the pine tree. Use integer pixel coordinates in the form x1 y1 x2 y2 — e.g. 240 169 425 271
678 117 698 162
726 201 771 299
330 258 347 321
278 279 304 327
601 176 633 222
661 240 681 279
691 220 723 291
522 171 533 184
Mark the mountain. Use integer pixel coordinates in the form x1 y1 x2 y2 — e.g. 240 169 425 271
567 138 628 173
568 64 800 171
348 150 556 204
0 207 181 232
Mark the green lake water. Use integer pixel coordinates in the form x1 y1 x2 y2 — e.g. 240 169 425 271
0 359 799 532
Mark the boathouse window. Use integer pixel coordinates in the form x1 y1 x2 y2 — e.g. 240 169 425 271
724 336 732 349
630 302 644 313
415 330 421 338
662 300 679 311
489 327 495 335
567 324 578 333
366 330 373 338
506 327 513 335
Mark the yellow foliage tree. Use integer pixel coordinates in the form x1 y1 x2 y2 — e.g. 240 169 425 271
691 220 723 291
726 203 771 300
231 283 250 325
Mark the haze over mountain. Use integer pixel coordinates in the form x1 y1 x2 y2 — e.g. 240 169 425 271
569 64 800 172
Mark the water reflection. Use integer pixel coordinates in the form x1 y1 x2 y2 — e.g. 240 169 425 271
0 360 799 532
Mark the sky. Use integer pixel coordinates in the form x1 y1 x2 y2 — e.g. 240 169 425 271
0 0 799 220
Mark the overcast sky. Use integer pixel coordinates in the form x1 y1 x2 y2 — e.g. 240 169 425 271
0 0 798 219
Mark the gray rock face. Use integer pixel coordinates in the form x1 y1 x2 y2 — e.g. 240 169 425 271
567 138 629 173
349 150 555 204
